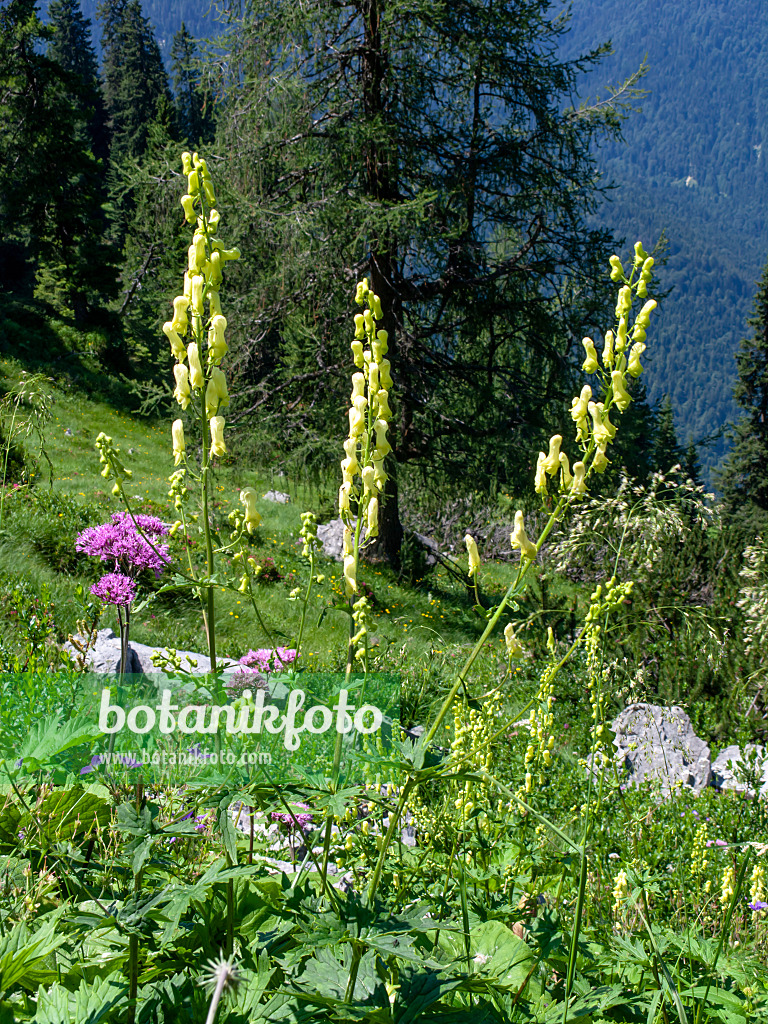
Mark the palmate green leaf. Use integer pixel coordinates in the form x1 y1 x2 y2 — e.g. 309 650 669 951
0 907 70 995
15 714 102 771
539 984 630 1023
290 946 387 1015
688 986 748 1019
22 786 111 844
33 972 127 1024
394 968 466 1024
159 858 258 945
0 805 23 851
438 920 541 998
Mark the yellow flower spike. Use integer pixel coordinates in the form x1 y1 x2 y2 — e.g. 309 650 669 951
353 314 366 339
611 370 631 413
163 322 187 362
464 534 480 577
209 415 226 456
376 390 392 421
379 359 393 390
534 452 548 495
603 330 615 369
581 337 598 374
180 194 196 223
187 343 204 389
571 461 587 495
367 496 379 537
351 340 364 367
372 330 388 362
510 510 537 560
559 451 573 488
543 434 562 475
593 443 609 474
361 465 375 493
172 419 185 466
627 341 646 378
173 364 191 409
343 553 357 596
190 274 204 315
239 487 262 532
207 314 228 363
171 295 189 335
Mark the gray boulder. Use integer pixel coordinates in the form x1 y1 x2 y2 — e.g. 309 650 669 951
711 744 768 797
63 628 239 680
611 703 711 796
263 490 291 504
317 518 366 561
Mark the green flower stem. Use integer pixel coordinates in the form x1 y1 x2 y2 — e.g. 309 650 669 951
0 399 20 530
293 547 315 668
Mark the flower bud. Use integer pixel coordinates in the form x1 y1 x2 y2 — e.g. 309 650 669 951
163 322 187 362
172 419 185 466
239 487 262 532
611 370 631 412
372 330 388 362
355 280 367 305
379 360 392 390
368 362 379 393
187 343 204 389
351 373 365 402
187 167 199 195
173 364 191 409
354 314 366 340
636 299 657 329
616 316 628 352
209 416 226 457
181 151 193 175
615 285 632 319
371 293 383 320
203 179 215 205
171 295 189 335
351 340 364 367
510 510 536 560
465 534 480 577
633 240 647 265
609 254 624 282
627 341 646 378
581 338 598 374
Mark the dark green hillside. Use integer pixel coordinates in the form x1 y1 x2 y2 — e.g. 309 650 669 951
562 0 768 471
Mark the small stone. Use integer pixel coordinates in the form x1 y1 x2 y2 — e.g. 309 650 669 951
711 744 768 797
64 428 73 436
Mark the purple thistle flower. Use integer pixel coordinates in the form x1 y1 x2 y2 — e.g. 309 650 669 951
91 572 137 606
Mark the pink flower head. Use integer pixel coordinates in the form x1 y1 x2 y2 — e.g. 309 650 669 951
271 802 313 831
91 572 137 606
76 512 170 578
240 647 297 673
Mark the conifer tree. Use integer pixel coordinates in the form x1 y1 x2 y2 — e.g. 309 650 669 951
98 0 171 162
653 395 682 474
717 259 768 522
171 23 209 145
215 0 643 562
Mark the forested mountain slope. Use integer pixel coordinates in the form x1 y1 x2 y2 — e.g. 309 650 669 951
562 0 768 466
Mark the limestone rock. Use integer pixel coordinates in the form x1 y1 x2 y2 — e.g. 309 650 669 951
317 518 366 560
63 628 239 679
711 744 768 797
611 703 711 796
263 490 290 504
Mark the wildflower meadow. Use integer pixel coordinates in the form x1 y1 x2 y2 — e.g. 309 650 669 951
0 152 765 1024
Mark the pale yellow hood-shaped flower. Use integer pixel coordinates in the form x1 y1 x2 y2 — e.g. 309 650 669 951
464 534 480 577
209 415 226 457
510 511 536 560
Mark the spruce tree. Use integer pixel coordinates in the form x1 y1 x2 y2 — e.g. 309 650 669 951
717 259 768 522
214 0 643 561
653 395 682 474
171 23 209 146
98 0 171 162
